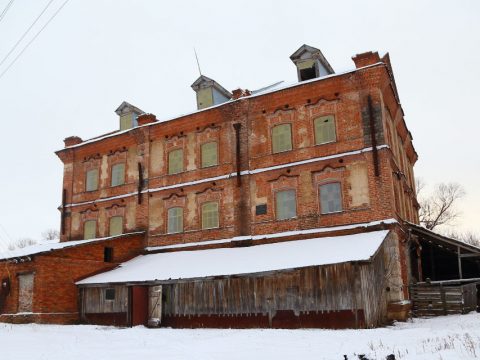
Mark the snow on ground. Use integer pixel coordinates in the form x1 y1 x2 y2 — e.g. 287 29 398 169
1 313 480 360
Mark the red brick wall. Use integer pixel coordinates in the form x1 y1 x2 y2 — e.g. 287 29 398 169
56 60 418 250
0 233 145 324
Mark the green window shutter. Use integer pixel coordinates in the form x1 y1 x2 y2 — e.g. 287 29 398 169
84 220 97 240
86 169 99 191
275 190 297 220
201 142 218 168
168 149 184 174
272 124 292 153
111 163 125 187
109 216 123 236
320 183 342 214
201 202 219 229
167 207 183 234
314 115 336 145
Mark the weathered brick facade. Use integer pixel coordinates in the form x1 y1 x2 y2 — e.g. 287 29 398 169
0 46 419 326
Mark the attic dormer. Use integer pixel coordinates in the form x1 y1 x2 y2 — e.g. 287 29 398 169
191 75 232 110
290 44 334 82
115 101 144 130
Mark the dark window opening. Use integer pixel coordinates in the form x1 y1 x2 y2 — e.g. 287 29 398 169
300 66 316 81
104 247 113 262
105 288 115 301
256 204 267 215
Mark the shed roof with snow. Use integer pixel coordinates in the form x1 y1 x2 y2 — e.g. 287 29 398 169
77 230 389 285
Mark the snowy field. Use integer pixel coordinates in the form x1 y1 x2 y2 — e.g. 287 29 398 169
1 313 479 360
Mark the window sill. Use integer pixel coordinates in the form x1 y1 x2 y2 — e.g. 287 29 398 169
320 210 343 215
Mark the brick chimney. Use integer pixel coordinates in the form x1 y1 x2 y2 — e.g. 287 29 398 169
352 51 381 69
231 88 251 100
64 136 83 147
137 113 157 126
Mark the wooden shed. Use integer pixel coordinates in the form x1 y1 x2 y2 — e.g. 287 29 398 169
78 230 401 329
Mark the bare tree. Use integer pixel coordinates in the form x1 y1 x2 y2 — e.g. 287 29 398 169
417 182 465 230
41 229 59 241
444 230 480 248
7 238 38 251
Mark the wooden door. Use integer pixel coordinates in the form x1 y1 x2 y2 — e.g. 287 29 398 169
18 273 34 313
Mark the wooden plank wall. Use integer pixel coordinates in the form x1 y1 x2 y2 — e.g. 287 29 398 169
410 282 478 317
359 246 388 326
161 260 386 327
82 285 128 314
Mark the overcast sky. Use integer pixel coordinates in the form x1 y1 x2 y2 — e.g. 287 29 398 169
0 0 478 249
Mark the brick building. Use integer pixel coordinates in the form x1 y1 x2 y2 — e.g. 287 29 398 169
1 45 477 328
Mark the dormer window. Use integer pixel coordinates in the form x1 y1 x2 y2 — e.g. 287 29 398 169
115 101 144 130
191 75 232 110
290 44 334 82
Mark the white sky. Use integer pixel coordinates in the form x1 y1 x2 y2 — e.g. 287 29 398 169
0 0 478 248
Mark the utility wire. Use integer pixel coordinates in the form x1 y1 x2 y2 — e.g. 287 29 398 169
0 0 15 24
0 0 55 68
0 0 70 80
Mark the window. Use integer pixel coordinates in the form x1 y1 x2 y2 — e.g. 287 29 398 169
201 202 219 229
201 142 218 168
167 207 183 234
105 288 115 301
272 124 292 153
320 183 343 214
275 190 296 220
168 149 184 174
85 169 99 191
83 220 96 240
111 163 125 187
109 216 123 236
314 115 336 145
104 247 113 262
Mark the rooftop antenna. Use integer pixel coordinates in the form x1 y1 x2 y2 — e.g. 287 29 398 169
194 47 202 76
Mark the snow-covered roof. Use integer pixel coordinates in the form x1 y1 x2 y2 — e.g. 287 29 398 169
0 232 144 261
77 230 389 285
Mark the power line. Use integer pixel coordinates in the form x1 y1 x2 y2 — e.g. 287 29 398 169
0 0 15 24
0 0 70 80
0 0 55 68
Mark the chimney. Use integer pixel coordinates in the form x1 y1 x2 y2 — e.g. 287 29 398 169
191 75 232 110
115 101 144 130
64 136 83 147
352 51 381 69
290 44 334 82
231 88 251 100
137 113 157 126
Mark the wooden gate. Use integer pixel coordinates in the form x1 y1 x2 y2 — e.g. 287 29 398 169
410 281 478 317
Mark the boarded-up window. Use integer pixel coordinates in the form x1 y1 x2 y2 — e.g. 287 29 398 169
314 115 336 145
167 207 183 234
201 142 218 168
18 273 34 313
111 163 125 187
84 220 97 240
201 202 219 229
109 216 123 236
320 183 342 214
168 149 184 174
275 190 296 220
272 124 292 153
85 169 99 191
